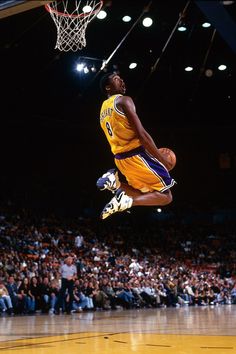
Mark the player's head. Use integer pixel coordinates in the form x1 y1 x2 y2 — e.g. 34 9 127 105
100 72 126 96
100 72 115 95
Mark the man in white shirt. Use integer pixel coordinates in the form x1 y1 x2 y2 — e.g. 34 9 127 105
55 256 77 314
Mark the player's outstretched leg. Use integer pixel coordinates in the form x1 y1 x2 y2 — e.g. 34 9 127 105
96 168 121 193
100 188 133 219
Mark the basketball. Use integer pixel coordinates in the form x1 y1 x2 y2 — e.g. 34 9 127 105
158 147 176 171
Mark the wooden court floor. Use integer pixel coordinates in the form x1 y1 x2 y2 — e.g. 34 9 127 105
0 306 235 354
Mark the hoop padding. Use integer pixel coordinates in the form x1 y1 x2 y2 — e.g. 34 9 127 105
45 0 103 52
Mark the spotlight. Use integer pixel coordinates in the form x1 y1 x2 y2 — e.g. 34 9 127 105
76 63 84 72
129 62 137 69
202 22 211 28
218 64 227 71
185 66 193 72
142 17 153 27
122 15 131 22
178 25 187 32
83 66 89 74
83 5 92 13
97 10 107 19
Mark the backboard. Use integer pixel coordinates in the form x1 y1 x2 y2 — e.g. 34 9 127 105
0 0 53 19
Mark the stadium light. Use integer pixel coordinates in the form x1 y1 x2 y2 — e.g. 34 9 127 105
142 17 153 27
97 10 107 19
122 15 131 22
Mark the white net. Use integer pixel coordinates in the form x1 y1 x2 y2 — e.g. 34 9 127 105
46 0 103 52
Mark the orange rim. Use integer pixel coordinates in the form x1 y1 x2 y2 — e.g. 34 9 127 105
45 1 103 18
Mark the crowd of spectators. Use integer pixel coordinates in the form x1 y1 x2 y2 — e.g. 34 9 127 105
0 202 235 316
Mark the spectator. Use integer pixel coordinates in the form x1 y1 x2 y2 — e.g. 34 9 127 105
48 279 59 314
231 283 236 304
0 281 13 314
40 276 51 313
75 234 84 249
18 277 35 314
29 276 41 312
5 276 24 314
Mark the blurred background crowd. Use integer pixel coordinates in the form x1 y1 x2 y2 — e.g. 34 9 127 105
0 200 235 316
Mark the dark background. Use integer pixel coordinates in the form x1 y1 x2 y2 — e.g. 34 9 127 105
0 0 235 217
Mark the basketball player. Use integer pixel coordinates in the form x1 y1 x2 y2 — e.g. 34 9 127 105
97 73 176 219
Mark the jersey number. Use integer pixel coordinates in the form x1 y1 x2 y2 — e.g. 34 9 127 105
106 122 113 137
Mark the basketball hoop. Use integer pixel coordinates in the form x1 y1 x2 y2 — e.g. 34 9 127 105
45 0 103 52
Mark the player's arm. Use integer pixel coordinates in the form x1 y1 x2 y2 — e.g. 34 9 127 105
118 96 172 169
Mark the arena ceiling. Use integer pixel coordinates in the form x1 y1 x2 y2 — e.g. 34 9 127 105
0 0 235 124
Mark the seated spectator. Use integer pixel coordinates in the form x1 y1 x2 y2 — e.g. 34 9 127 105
114 282 135 309
231 283 236 304
0 282 13 315
18 277 35 314
99 277 118 310
81 280 94 309
164 279 178 307
130 279 146 308
40 277 51 313
48 279 60 314
139 280 157 308
29 276 41 312
156 284 168 307
72 280 92 311
92 282 110 310
5 276 24 314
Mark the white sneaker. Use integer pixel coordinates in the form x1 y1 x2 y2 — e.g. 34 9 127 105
96 169 121 193
100 189 133 220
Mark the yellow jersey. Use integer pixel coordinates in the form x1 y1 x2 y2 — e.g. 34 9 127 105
100 94 141 155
